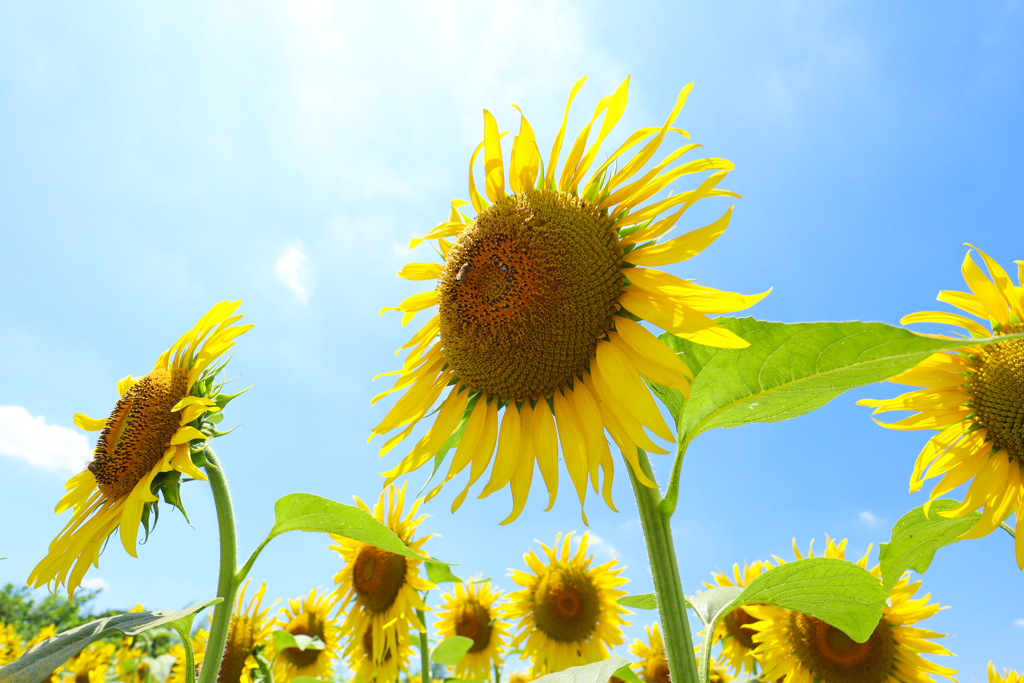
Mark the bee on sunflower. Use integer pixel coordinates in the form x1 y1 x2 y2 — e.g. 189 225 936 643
265 589 342 683
435 579 510 680
744 538 957 683
505 532 629 673
859 246 1024 566
372 76 767 523
702 561 769 675
28 301 251 598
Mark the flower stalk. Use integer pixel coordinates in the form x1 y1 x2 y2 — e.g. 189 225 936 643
418 607 431 683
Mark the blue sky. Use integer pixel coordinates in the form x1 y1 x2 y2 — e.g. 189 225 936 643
1 1 1022 680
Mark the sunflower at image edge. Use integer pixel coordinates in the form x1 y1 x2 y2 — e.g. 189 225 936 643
505 532 629 674
859 246 1024 566
265 589 342 683
989 663 1023 683
744 538 957 683
702 560 770 674
215 581 275 683
372 76 769 523
435 578 510 680
331 483 433 682
28 301 251 599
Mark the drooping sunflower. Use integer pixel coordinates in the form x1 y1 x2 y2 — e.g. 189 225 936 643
990 663 1023 683
859 246 1024 566
331 484 433 682
372 76 767 523
745 538 957 683
703 560 769 674
435 579 510 680
166 629 208 683
28 301 251 598
505 532 629 673
266 589 342 683
216 581 275 683
62 642 116 683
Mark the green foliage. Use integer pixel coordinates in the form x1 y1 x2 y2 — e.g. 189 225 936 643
0 584 108 641
430 636 474 665
425 562 462 584
272 631 326 653
616 593 657 610
530 657 633 683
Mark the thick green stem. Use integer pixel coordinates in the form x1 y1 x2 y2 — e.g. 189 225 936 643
197 447 239 683
625 448 700 683
418 608 431 683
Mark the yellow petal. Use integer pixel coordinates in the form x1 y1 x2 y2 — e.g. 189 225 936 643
569 382 612 493
968 243 1024 320
594 340 673 441
608 329 689 395
444 396 490 485
117 375 137 397
962 250 1010 327
533 399 559 512
626 267 770 314
409 222 465 249
379 290 438 317
467 140 488 214
398 262 444 281
74 413 107 432
501 404 537 525
546 77 587 190
608 83 693 190
382 386 468 484
369 366 447 437
553 390 589 510
453 400 499 512
483 109 505 202
565 76 630 191
170 426 209 445
508 106 541 193
480 405 521 498
936 289 989 319
619 288 750 349
587 365 668 455
623 206 732 267
901 311 990 338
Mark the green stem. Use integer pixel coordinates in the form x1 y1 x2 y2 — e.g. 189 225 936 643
625 448 699 683
418 608 431 683
493 662 501 683
197 447 239 683
1000 521 1016 538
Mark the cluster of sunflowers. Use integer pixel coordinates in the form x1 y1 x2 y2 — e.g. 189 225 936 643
3 75 1023 683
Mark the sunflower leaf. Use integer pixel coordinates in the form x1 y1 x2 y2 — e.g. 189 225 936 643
654 318 1024 515
531 657 634 683
272 631 326 652
0 599 220 683
431 636 474 665
878 499 983 591
612 664 643 683
426 561 462 584
617 593 658 610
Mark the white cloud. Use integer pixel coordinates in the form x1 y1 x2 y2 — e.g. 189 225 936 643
276 242 311 303
1015 618 1024 628
859 511 881 528
80 577 109 592
0 406 91 472
573 532 618 560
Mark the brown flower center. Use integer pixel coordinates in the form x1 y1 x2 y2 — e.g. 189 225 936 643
969 323 1024 462
353 546 408 614
532 566 601 643
89 367 188 499
438 189 622 401
219 615 259 683
723 606 758 651
454 600 493 654
789 612 895 683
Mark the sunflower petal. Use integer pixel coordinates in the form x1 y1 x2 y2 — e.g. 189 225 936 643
623 206 733 267
74 413 107 432
619 288 749 349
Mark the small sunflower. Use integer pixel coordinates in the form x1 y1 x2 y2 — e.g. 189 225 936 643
990 663 1023 683
630 623 669 683
114 636 144 683
217 581 275 683
703 561 769 674
62 642 115 683
435 579 510 680
331 483 433 682
167 629 208 683
859 246 1024 566
28 301 251 598
506 671 533 683
0 623 22 666
505 532 629 673
745 538 957 683
372 76 768 523
266 589 342 683
347 625 413 683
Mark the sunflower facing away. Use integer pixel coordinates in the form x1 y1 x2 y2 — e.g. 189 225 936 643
28 301 251 598
745 538 957 683
217 581 275 683
703 560 769 674
990 663 1023 683
505 532 629 674
266 589 342 683
859 246 1024 566
435 579 510 680
372 76 767 523
331 484 433 682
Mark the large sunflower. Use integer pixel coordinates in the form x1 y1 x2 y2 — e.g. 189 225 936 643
331 484 433 682
372 76 767 523
266 589 342 683
859 246 1024 566
745 538 956 683
505 532 629 674
990 663 1022 683
703 560 769 674
435 579 510 680
28 301 251 598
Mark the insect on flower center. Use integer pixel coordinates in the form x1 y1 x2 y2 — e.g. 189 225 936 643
723 606 758 650
89 367 189 500
969 323 1024 463
790 612 895 683
438 189 623 401
280 614 325 669
532 567 601 643
352 546 408 614
455 600 494 653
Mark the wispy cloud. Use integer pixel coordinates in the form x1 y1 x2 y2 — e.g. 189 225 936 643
859 511 882 528
572 532 618 560
81 577 109 591
0 406 91 472
276 242 311 304
1015 618 1024 628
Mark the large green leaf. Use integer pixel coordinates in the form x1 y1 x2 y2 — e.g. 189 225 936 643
0 599 220 683
431 636 474 665
691 558 887 683
531 658 633 683
878 499 982 591
655 318 1024 514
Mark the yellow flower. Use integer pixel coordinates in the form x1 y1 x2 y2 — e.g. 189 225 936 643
114 637 143 683
331 484 433 683
266 589 342 683
630 623 669 683
167 629 208 683
28 301 251 598
218 582 275 683
372 76 767 523
62 642 116 683
505 532 629 673
0 623 23 666
25 626 60 683
859 246 1024 566
505 671 533 683
435 579 510 680
990 663 1023 683
745 538 957 683
703 561 769 674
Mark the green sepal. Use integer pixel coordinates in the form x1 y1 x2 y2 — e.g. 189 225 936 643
156 471 190 524
214 385 253 410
